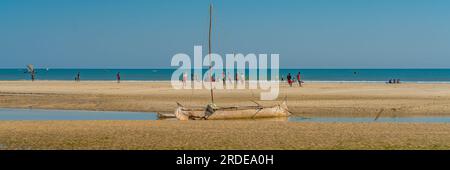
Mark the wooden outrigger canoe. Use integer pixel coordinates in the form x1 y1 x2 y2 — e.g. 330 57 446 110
172 101 291 120
161 4 291 120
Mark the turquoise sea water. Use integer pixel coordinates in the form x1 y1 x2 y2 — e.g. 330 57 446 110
1 68 450 82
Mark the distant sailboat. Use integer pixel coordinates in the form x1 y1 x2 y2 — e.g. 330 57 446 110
26 64 36 81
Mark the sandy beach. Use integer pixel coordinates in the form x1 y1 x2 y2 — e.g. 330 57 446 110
1 81 450 117
1 81 450 150
0 120 449 150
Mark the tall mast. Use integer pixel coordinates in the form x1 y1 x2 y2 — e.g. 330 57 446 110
208 4 214 104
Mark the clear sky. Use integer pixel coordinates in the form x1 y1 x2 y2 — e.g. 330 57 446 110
1 0 450 68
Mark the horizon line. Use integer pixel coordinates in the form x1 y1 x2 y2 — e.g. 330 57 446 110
1 67 450 70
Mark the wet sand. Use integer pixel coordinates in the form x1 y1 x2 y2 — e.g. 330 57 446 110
1 81 450 117
0 120 449 150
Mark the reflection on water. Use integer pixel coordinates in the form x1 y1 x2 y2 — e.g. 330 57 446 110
289 116 450 123
0 108 158 120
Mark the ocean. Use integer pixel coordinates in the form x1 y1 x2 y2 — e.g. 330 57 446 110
1 68 450 83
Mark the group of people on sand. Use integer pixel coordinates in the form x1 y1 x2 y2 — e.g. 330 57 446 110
182 71 306 88
283 72 303 87
221 72 245 86
181 72 247 87
73 72 121 83
387 79 401 84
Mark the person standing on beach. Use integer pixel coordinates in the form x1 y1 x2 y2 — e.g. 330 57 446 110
287 73 292 87
240 72 245 85
182 72 187 87
76 72 80 82
31 71 35 81
222 72 226 86
116 72 121 83
297 72 302 87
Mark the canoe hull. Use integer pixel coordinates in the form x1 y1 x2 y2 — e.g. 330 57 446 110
174 101 290 120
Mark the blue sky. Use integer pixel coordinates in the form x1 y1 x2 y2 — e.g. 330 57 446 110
1 0 450 68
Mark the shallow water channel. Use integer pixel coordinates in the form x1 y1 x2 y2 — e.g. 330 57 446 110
0 108 449 123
